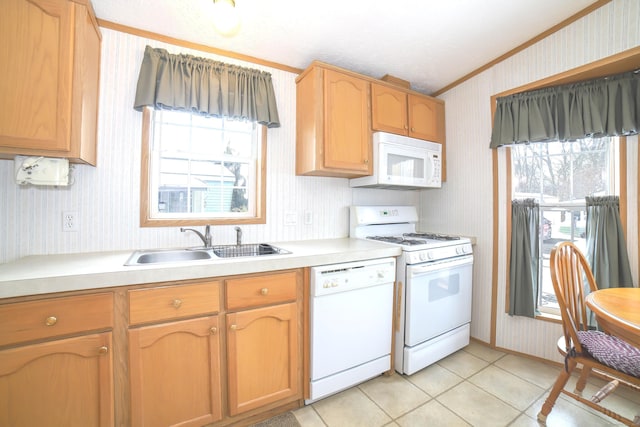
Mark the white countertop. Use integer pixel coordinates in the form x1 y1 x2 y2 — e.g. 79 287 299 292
0 238 401 299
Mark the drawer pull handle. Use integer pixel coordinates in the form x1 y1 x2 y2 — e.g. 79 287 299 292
260 288 269 295
45 316 57 326
210 327 217 335
172 299 182 309
230 324 237 330
98 346 109 355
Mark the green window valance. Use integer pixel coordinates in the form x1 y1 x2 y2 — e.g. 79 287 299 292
490 70 639 148
134 45 280 128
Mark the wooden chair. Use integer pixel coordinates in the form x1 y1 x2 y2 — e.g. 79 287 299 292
537 241 640 426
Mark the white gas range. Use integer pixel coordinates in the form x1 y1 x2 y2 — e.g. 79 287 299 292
350 206 474 375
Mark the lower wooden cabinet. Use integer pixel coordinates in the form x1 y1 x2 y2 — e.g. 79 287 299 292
129 316 222 427
226 302 300 415
0 332 113 427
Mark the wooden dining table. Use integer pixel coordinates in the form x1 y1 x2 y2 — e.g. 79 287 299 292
586 287 640 349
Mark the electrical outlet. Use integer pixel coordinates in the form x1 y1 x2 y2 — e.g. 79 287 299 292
62 211 79 232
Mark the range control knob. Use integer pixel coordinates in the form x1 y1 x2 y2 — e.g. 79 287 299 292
419 252 427 261
427 251 435 260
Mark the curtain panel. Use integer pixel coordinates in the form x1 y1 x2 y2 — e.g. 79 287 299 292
490 71 639 148
134 45 280 128
585 196 633 289
509 199 540 318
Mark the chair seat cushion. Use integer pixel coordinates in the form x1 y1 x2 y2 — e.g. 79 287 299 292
577 330 640 378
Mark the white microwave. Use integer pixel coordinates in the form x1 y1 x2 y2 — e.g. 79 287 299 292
350 132 442 189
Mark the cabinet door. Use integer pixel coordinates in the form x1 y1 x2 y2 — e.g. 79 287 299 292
0 0 73 152
129 316 222 427
371 83 408 135
323 69 371 174
0 332 113 427
407 94 445 143
226 302 300 415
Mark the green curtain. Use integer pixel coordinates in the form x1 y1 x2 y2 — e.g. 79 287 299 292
585 196 633 289
134 45 280 128
490 71 639 148
509 199 540 317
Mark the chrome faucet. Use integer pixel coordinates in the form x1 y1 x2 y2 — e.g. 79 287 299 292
234 226 242 246
180 225 212 248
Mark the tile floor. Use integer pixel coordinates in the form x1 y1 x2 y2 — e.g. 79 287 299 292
291 341 640 427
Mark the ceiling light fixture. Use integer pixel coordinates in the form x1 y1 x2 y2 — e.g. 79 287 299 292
212 0 241 37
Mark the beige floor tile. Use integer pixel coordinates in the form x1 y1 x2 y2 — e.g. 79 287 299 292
494 354 561 389
396 400 470 427
437 349 489 378
468 365 546 410
509 413 544 427
312 387 392 427
463 341 506 363
527 393 619 426
405 363 463 397
293 406 326 427
358 373 430 418
436 381 520 427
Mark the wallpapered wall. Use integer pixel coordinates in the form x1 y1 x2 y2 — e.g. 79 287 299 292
0 29 418 265
421 0 640 360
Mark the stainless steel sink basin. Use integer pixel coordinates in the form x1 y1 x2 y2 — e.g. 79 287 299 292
212 243 290 258
125 249 213 265
124 244 290 265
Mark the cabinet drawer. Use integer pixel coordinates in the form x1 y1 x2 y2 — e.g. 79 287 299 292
226 271 298 310
129 281 220 325
0 293 114 347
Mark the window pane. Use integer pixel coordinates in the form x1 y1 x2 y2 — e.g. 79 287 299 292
148 109 261 220
511 138 615 315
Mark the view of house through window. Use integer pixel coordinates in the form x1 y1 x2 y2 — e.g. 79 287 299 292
511 137 618 314
146 109 263 223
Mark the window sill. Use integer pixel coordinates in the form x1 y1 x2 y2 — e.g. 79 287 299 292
535 311 562 324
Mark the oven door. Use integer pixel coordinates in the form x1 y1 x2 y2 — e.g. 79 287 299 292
404 255 473 347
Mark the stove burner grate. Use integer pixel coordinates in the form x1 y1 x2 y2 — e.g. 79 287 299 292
403 232 461 241
366 236 427 246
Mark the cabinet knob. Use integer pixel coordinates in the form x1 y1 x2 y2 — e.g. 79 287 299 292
411 127 415 132
230 324 237 330
210 327 218 335
172 299 182 309
260 288 269 295
98 346 109 355
364 159 369 164
45 316 57 326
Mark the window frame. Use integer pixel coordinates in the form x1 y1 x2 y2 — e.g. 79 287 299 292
139 107 267 227
509 138 620 316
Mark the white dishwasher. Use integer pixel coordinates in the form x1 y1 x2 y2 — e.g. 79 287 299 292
307 257 395 404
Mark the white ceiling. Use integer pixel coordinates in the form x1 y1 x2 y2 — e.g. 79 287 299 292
91 0 600 95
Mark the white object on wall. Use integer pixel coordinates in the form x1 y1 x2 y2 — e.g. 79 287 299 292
14 156 70 186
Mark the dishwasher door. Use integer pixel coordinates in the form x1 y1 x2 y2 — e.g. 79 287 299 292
308 258 395 402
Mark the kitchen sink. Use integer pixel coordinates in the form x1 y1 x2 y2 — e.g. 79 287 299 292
124 244 290 265
125 249 213 265
212 243 290 258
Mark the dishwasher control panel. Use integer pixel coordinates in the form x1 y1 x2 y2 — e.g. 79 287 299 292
311 257 396 297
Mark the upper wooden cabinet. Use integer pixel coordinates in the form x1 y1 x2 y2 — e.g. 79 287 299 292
296 63 372 177
0 0 101 165
370 82 446 180
371 83 445 144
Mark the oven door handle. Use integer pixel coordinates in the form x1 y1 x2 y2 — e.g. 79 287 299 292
409 255 473 275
